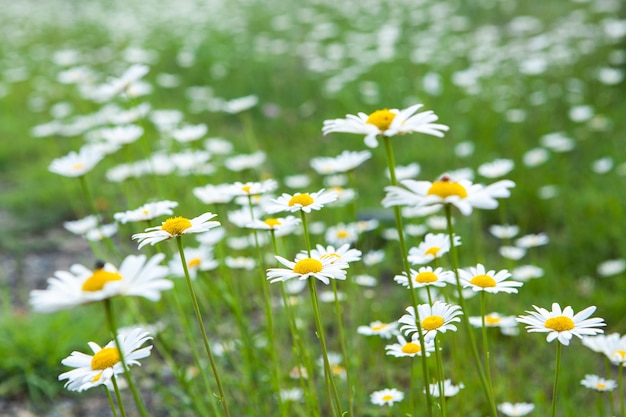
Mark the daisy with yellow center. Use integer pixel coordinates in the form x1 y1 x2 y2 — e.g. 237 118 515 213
132 212 220 249
497 402 535 416
399 301 463 342
58 328 152 392
266 252 349 285
322 104 449 148
357 320 399 339
383 174 515 216
168 246 218 280
407 232 462 265
370 388 405 407
580 374 617 392
516 303 605 345
29 254 172 313
425 379 464 398
394 266 455 289
229 179 278 196
310 150 372 175
266 189 338 214
49 146 105 177
469 313 518 330
113 200 178 223
245 215 301 237
459 263 523 294
385 334 436 358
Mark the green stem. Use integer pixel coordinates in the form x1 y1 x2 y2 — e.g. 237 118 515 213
176 236 231 417
105 384 120 417
480 292 495 402
103 299 149 417
111 376 128 417
434 337 446 417
331 278 354 416
619 361 624 417
552 342 562 417
382 136 433 417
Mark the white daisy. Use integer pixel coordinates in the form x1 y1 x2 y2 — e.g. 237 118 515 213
223 150 266 171
63 215 100 236
385 334 435 358
370 388 404 406
383 175 515 216
468 313 518 330
114 200 179 224
596 258 626 277
310 150 372 175
426 380 464 398
515 233 549 248
229 179 278 196
168 246 218 279
85 223 118 242
516 303 606 345
193 183 236 205
511 265 544 281
307 243 362 264
356 321 399 339
58 327 152 392
489 224 520 239
324 222 360 246
266 189 338 214
132 213 220 249
399 301 463 342
246 215 301 237
580 374 617 392
49 147 105 177
394 266 454 289
499 245 527 260
407 233 461 265
29 254 173 313
323 104 449 148
477 158 514 178
266 253 349 285
170 123 208 143
459 264 523 294
497 402 535 416
99 124 144 146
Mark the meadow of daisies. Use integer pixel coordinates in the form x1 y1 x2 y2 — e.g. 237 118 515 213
1 0 626 416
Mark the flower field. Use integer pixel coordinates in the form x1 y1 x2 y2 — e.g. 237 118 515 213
1 0 625 416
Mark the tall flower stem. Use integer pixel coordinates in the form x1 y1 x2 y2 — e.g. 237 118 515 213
619 360 624 417
480 292 495 399
331 278 354 416
551 342 562 417
433 337 447 417
444 205 497 417
175 236 231 417
382 136 433 417
78 175 118 258
103 299 149 417
110 376 128 417
105 383 121 417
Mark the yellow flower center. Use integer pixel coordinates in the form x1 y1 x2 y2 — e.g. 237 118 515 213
293 258 323 274
264 218 282 227
381 394 393 401
72 162 85 171
415 271 438 283
470 274 497 288
422 315 445 331
188 258 202 268
336 230 349 238
613 350 626 359
161 216 192 235
485 315 501 325
82 269 123 292
427 178 468 199
142 209 150 215
596 382 606 389
401 342 422 354
371 323 388 331
424 246 441 257
366 109 396 131
544 316 575 332
288 193 314 207
241 185 252 194
91 347 120 370
331 365 345 376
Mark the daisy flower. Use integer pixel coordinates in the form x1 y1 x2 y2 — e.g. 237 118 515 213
499 245 527 260
370 388 404 407
266 189 338 214
459 264 523 294
399 301 463 342
193 183 236 205
324 223 360 246
266 253 349 285
597 258 626 277
224 150 266 171
407 233 461 265
132 213 220 249
394 266 455 289
49 147 105 177
310 150 372 175
385 334 435 358
168 246 219 279
246 215 301 237
580 374 617 392
477 158 514 178
468 313 518 329
63 215 100 236
515 233 549 248
497 402 535 416
229 179 278 196
307 243 362 264
383 174 515 216
29 254 172 313
595 333 626 365
322 104 449 148
511 265 544 282
516 303 605 345
489 224 520 239
426 380 464 398
58 327 152 392
357 321 399 339
114 200 179 223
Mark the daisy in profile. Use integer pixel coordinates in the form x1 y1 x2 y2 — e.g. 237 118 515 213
399 301 463 342
266 253 349 285
246 215 301 237
394 266 455 289
132 212 220 249
266 189 338 214
489 224 520 239
168 246 219 279
497 402 535 416
228 179 278 197
356 321 399 339
407 233 461 265
310 150 372 175
307 243 362 264
193 183 236 205
468 313 518 330
59 327 152 392
516 303 605 345
477 158 514 178
580 374 617 392
49 147 105 177
370 388 405 407
459 264 523 294
114 200 179 224
383 174 515 216
323 104 449 148
385 334 436 358
30 254 172 313
426 379 464 398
